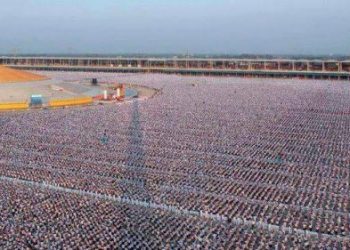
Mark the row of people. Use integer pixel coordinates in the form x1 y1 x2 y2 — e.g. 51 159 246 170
0 180 348 249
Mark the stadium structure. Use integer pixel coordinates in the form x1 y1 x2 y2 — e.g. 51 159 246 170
1 56 350 80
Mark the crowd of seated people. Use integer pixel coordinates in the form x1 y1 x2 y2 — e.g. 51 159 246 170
0 73 349 248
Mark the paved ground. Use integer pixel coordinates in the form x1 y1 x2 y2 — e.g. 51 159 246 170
0 76 151 104
0 80 81 103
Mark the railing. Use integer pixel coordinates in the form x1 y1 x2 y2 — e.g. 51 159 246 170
49 96 93 108
0 101 29 111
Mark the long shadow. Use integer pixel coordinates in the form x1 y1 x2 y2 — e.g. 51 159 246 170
120 99 158 244
122 99 148 196
126 100 144 168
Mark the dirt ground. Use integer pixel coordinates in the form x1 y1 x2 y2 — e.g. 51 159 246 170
0 66 47 83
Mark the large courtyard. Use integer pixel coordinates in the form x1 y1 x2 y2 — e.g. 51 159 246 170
0 72 349 249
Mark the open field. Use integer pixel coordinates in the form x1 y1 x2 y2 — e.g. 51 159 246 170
0 72 349 249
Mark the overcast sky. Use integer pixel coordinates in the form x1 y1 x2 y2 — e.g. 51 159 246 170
0 0 349 55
